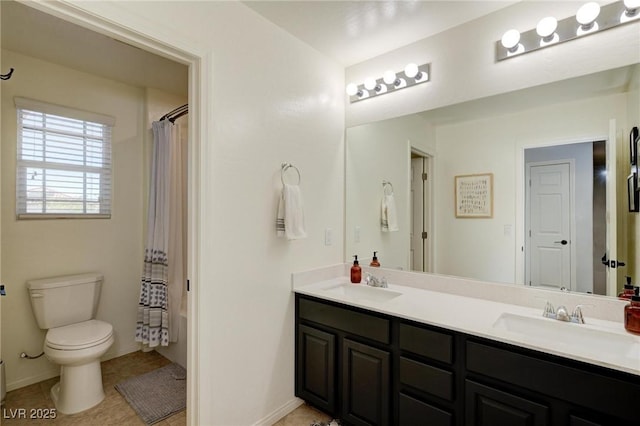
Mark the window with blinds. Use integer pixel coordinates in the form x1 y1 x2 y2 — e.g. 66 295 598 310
15 98 114 219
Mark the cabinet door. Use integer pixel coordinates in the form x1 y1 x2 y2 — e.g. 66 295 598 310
342 339 391 426
399 393 453 426
465 381 549 426
296 325 336 414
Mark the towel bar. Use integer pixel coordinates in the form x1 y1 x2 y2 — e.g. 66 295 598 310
281 163 301 185
382 180 394 195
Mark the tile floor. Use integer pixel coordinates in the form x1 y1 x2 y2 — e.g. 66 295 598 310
2 350 331 425
2 350 184 425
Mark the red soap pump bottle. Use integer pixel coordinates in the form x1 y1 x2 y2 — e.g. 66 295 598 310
618 276 635 300
351 255 362 284
624 287 640 334
370 251 380 267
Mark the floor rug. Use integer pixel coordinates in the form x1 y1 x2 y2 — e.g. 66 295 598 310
115 362 186 425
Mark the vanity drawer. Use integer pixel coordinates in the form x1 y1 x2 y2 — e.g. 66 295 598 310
466 341 640 422
298 297 390 344
399 392 453 426
400 356 453 401
400 322 452 364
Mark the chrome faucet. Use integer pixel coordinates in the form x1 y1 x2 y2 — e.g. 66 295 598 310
364 273 388 288
542 302 585 324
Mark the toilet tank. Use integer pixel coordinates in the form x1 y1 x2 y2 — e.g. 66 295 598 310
27 273 104 329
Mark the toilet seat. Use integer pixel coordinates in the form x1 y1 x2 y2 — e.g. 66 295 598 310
46 320 113 350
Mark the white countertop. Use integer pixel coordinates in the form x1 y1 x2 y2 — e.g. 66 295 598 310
293 266 640 377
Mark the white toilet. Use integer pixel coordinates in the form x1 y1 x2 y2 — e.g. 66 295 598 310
27 273 114 414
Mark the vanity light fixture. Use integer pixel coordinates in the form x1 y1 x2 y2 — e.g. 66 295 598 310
496 0 639 61
346 63 430 103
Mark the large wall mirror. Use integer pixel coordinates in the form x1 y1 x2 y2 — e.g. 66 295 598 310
346 64 640 297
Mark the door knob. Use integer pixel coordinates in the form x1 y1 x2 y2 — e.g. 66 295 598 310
554 240 568 245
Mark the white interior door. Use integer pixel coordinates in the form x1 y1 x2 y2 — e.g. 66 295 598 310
527 162 573 289
410 156 425 271
605 119 618 296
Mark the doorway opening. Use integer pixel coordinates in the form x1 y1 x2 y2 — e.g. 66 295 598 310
410 150 432 273
0 1 203 421
524 141 606 294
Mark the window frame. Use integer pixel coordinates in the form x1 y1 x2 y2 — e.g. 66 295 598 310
14 97 115 219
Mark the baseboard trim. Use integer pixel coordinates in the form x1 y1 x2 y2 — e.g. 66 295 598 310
6 368 59 392
252 397 304 426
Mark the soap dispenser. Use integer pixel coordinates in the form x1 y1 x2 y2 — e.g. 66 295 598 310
619 276 635 300
351 255 362 284
624 287 640 334
370 251 380 267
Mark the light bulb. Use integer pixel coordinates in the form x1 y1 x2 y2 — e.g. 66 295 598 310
404 63 419 79
536 17 557 39
576 2 600 27
624 0 640 15
346 83 359 96
501 29 521 50
383 70 397 85
364 78 377 91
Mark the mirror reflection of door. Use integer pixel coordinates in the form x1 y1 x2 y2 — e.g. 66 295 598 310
526 161 573 290
410 152 431 272
524 141 607 294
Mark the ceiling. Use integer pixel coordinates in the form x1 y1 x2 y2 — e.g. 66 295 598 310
242 1 517 66
1 0 189 96
1 0 517 93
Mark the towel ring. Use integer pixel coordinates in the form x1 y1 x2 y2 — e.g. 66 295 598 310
281 163 301 185
382 180 394 195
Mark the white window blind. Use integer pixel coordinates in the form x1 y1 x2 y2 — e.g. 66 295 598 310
15 98 114 219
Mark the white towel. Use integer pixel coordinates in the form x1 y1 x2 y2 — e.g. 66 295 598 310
381 193 399 232
276 183 307 240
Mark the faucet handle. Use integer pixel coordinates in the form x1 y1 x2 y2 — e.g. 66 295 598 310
543 301 556 318
571 304 591 324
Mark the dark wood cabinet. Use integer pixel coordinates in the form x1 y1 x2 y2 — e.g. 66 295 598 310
296 324 336 413
398 393 453 426
465 380 549 426
342 339 390 426
295 293 640 426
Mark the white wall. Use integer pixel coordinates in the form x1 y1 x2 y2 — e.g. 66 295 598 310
345 1 640 127
345 114 434 270
434 92 628 285
0 49 145 389
39 2 346 425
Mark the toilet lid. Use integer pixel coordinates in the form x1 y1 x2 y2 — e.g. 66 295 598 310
46 320 113 350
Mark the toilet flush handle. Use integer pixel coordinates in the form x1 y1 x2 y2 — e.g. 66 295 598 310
30 293 43 298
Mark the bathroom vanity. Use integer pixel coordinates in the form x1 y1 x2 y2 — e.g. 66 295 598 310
293 266 640 426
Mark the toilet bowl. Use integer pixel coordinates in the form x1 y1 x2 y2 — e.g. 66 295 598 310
44 320 114 414
26 273 114 414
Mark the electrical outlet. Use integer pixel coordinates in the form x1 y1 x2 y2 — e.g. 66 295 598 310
325 228 332 246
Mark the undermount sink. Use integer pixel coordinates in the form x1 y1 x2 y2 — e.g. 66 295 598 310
493 312 640 362
323 283 402 303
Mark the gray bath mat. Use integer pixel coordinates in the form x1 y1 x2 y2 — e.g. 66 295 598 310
115 362 186 425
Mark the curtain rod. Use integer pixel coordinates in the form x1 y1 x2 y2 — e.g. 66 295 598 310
160 103 188 123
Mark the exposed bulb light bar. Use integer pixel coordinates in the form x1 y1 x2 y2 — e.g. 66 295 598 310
496 0 638 61
345 63 430 103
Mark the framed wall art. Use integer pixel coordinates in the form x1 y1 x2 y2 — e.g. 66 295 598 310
455 173 493 218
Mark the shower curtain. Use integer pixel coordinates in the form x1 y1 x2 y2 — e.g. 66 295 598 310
135 119 185 347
